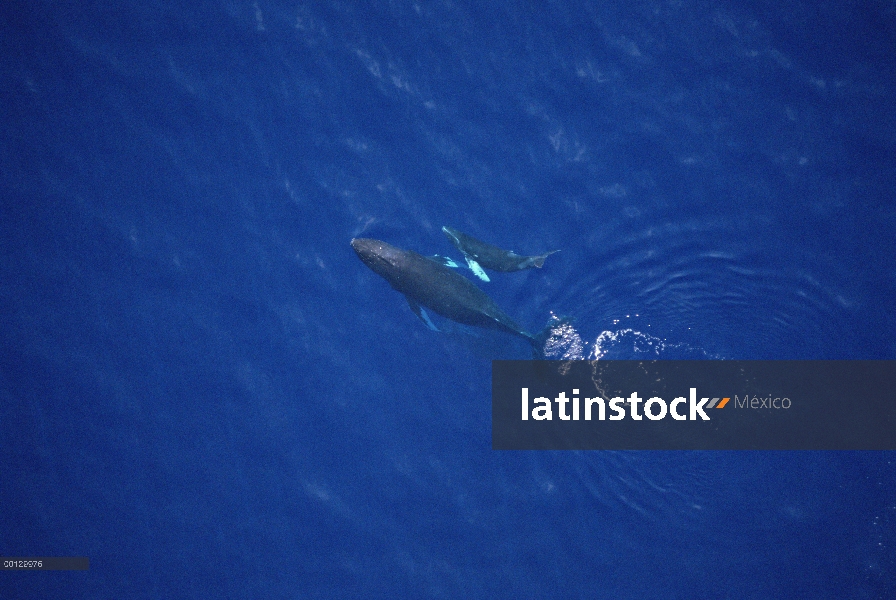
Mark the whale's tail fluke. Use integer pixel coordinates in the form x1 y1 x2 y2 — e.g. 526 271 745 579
530 250 560 269
528 315 580 360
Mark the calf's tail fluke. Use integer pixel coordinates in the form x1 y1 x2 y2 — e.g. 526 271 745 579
531 250 560 268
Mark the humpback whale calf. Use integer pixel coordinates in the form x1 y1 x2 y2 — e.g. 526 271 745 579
351 238 537 346
441 226 558 282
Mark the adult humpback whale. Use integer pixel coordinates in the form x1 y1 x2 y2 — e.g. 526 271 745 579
441 226 558 282
351 238 537 346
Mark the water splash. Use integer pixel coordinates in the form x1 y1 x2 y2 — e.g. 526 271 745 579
539 314 719 360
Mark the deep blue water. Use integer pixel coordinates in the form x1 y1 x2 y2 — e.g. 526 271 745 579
2 0 895 597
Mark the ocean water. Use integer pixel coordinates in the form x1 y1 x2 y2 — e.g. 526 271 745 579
2 0 895 597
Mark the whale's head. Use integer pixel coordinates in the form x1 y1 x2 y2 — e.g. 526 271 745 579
441 226 462 248
351 238 407 282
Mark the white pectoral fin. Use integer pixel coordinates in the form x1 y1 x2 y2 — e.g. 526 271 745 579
429 254 461 268
465 257 490 282
407 298 440 331
419 307 439 331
